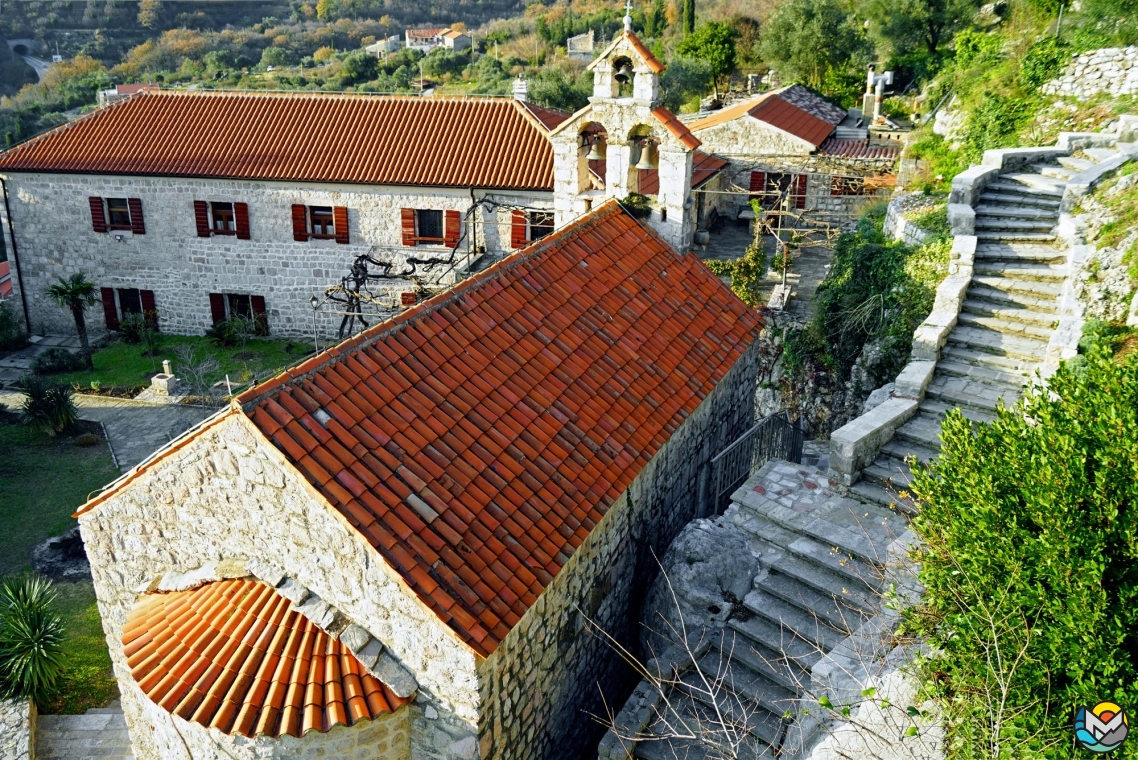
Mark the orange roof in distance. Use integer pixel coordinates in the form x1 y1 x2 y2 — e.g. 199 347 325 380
121 579 412 738
238 200 761 656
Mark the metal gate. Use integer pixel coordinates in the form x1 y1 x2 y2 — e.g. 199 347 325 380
709 412 804 512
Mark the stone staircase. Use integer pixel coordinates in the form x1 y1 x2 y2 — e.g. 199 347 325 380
35 700 134 760
631 463 909 759
850 150 1113 509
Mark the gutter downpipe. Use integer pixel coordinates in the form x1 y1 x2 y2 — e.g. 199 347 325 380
1 178 31 334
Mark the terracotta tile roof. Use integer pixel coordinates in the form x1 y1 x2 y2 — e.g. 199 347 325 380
600 150 727 194
518 101 571 131
121 579 411 738
237 200 761 655
651 106 701 150
407 28 447 39
818 137 900 160
688 85 846 148
0 91 556 190
587 30 666 73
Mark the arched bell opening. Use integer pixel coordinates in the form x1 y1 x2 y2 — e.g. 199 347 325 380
626 125 659 198
578 122 609 192
612 56 635 99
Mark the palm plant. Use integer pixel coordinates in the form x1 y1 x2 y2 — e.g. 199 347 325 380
0 575 65 705
45 273 98 369
18 376 78 436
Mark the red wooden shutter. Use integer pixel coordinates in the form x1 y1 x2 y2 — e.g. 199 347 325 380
128 198 145 234
140 290 158 328
89 197 107 233
749 171 766 193
511 210 527 248
208 293 227 325
793 174 807 209
333 206 349 245
444 209 460 248
251 295 268 335
291 204 309 242
193 201 210 237
99 287 119 330
234 202 250 239
400 208 416 246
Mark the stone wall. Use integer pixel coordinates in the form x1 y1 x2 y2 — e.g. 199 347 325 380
883 193 943 247
77 412 481 760
1043 47 1138 100
0 698 34 760
0 172 550 339
475 339 762 760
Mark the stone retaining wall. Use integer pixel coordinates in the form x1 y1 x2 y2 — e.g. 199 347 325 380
0 698 34 760
1043 47 1138 100
883 194 942 247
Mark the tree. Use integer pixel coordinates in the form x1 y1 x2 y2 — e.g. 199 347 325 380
136 0 161 28
757 0 869 89
681 0 696 35
340 50 378 83
45 273 97 370
260 46 290 68
858 0 981 56
677 22 739 100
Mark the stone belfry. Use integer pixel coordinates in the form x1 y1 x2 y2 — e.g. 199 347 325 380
548 3 700 250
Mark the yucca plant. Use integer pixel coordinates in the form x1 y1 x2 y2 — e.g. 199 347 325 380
18 376 78 436
0 575 65 704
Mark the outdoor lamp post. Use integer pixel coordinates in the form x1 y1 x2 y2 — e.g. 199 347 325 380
309 295 320 353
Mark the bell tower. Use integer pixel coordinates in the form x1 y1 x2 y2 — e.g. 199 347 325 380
548 10 698 251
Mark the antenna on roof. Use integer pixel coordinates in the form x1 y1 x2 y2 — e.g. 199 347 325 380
623 0 633 32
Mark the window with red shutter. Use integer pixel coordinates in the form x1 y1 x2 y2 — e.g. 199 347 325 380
793 174 807 209
251 295 268 335
235 203 251 239
99 287 118 330
333 206 349 245
749 171 766 193
193 201 210 237
291 205 309 242
444 210 460 248
128 198 145 235
140 290 158 328
400 208 416 246
510 210 527 248
89 197 107 233
208 293 227 325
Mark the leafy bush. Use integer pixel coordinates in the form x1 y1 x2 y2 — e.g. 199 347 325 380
1019 36 1072 90
0 575 65 705
904 203 951 239
619 193 653 219
705 237 768 307
960 92 1035 161
18 377 78 436
30 347 85 376
118 312 161 356
906 132 968 190
205 315 256 349
909 348 1138 758
0 300 26 351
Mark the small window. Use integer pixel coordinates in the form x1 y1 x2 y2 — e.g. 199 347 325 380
528 211 554 241
118 288 143 316
227 293 252 319
310 206 335 237
211 202 236 233
415 209 444 241
106 198 131 229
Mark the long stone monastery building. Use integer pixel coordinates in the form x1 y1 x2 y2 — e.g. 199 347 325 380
75 201 762 759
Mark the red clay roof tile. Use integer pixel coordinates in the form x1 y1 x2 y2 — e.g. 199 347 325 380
238 200 760 655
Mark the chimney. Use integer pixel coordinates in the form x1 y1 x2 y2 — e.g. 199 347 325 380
512 75 528 102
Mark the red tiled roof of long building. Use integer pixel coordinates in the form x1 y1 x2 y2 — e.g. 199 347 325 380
121 579 412 739
0 91 558 190
237 200 761 656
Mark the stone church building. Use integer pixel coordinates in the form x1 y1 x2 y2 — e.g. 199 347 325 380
75 200 762 759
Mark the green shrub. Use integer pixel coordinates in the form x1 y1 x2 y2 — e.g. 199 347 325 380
1019 36 1072 90
706 237 768 307
909 347 1138 758
119 311 161 356
960 92 1035 161
205 315 257 348
30 347 84 375
0 300 26 351
619 193 653 220
0 575 65 705
18 377 78 436
905 203 951 240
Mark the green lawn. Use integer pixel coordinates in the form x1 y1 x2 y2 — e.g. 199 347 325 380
40 580 119 715
54 335 312 393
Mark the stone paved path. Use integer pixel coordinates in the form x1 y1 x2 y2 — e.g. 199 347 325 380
0 390 216 472
0 335 82 388
36 700 134 760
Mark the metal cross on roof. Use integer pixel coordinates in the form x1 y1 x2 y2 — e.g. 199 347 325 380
623 0 633 31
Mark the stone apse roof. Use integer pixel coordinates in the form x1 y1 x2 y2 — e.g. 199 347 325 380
233 201 761 656
689 85 847 148
0 91 562 191
122 578 412 739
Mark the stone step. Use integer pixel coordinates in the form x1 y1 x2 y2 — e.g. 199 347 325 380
973 204 1059 221
974 217 1056 232
1057 156 1097 171
716 627 814 695
669 689 785 750
785 535 887 588
972 262 1066 282
998 172 1068 192
1035 163 1078 180
919 398 997 424
985 180 1065 198
933 359 1030 388
940 344 1042 375
974 245 1066 265
978 190 1062 208
956 311 1054 340
729 612 829 671
742 590 851 652
965 282 1059 313
689 652 799 719
960 299 1059 328
975 230 1057 243
862 459 913 491
636 703 776 760
892 415 944 449
849 479 918 514
761 561 879 618
1083 147 1119 162
879 438 939 466
946 325 1049 361
924 377 1022 414
970 275 1064 299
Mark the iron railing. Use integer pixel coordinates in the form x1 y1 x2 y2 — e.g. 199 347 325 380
710 412 804 512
